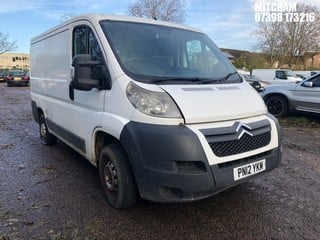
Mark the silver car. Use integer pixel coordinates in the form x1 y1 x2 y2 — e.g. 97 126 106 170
261 73 320 117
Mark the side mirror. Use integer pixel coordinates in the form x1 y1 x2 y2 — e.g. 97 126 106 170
302 81 313 88
71 54 100 91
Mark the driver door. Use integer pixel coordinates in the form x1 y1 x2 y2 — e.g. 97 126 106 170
292 75 320 113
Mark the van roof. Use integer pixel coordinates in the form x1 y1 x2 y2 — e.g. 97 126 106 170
31 13 202 43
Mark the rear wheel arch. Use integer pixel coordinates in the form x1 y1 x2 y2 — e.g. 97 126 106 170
38 110 57 145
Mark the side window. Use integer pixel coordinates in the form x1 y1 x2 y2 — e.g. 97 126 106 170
73 27 87 56
73 26 104 62
311 75 320 87
73 26 105 82
276 71 286 79
88 30 103 62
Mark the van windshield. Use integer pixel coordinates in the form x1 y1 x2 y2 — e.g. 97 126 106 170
100 20 240 84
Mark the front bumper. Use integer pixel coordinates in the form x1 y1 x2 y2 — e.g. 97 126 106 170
120 120 281 202
7 79 29 86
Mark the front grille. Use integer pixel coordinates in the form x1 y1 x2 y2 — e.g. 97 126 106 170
217 150 272 169
200 119 272 157
209 132 271 157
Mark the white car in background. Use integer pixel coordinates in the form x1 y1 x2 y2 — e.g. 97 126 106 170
252 69 302 86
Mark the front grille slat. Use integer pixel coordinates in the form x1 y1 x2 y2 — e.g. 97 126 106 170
209 132 271 157
201 121 272 157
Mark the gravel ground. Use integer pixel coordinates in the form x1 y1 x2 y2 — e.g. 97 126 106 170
0 82 319 240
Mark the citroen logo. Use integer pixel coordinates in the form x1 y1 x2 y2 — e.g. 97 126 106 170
235 122 253 139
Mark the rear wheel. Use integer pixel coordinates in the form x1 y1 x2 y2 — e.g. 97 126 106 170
39 114 57 145
265 95 288 117
99 144 137 209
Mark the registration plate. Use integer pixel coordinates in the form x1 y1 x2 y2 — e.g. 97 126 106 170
13 77 22 80
233 159 266 181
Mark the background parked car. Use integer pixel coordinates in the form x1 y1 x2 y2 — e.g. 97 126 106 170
236 69 264 92
0 72 7 82
261 73 320 117
252 69 302 86
6 70 29 87
295 73 308 80
241 74 264 92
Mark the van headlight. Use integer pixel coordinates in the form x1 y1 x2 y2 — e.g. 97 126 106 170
126 81 182 118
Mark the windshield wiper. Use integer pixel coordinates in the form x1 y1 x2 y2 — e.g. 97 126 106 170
196 72 239 84
152 77 204 84
151 72 240 85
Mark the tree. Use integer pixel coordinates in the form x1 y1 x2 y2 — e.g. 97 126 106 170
0 32 16 54
128 0 186 23
233 53 269 72
252 3 320 68
252 21 283 65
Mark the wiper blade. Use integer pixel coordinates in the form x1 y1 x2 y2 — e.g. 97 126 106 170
216 72 239 82
151 72 240 84
194 72 240 84
152 77 206 84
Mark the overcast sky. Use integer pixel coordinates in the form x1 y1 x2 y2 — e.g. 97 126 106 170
0 0 319 53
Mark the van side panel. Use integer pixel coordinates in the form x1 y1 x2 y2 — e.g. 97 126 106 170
31 23 106 162
30 28 71 100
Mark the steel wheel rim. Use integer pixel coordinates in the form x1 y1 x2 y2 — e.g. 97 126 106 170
104 161 118 193
40 123 47 138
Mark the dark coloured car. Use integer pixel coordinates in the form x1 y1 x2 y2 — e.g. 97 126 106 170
241 74 264 92
0 72 8 82
6 70 29 86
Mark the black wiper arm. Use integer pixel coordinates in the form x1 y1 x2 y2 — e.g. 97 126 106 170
152 72 239 84
217 71 239 82
195 72 239 84
152 77 203 84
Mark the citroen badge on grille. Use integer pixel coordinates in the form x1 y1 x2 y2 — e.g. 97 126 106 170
235 122 253 139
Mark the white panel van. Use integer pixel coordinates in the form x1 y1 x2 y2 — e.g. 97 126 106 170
252 69 302 86
30 14 282 208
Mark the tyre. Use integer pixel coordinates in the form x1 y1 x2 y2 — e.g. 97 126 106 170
99 144 138 209
39 114 57 145
265 95 288 117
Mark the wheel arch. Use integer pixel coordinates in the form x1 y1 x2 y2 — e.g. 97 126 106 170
31 100 47 123
31 101 41 123
93 131 120 165
263 93 290 108
93 130 140 195
93 131 136 174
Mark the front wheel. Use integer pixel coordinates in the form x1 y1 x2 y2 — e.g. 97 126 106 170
39 114 57 145
99 144 138 209
265 95 288 117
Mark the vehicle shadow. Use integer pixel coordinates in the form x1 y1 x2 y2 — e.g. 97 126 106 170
280 112 320 127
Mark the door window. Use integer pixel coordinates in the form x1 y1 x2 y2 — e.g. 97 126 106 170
73 26 103 61
311 75 320 87
73 26 105 81
276 70 286 79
